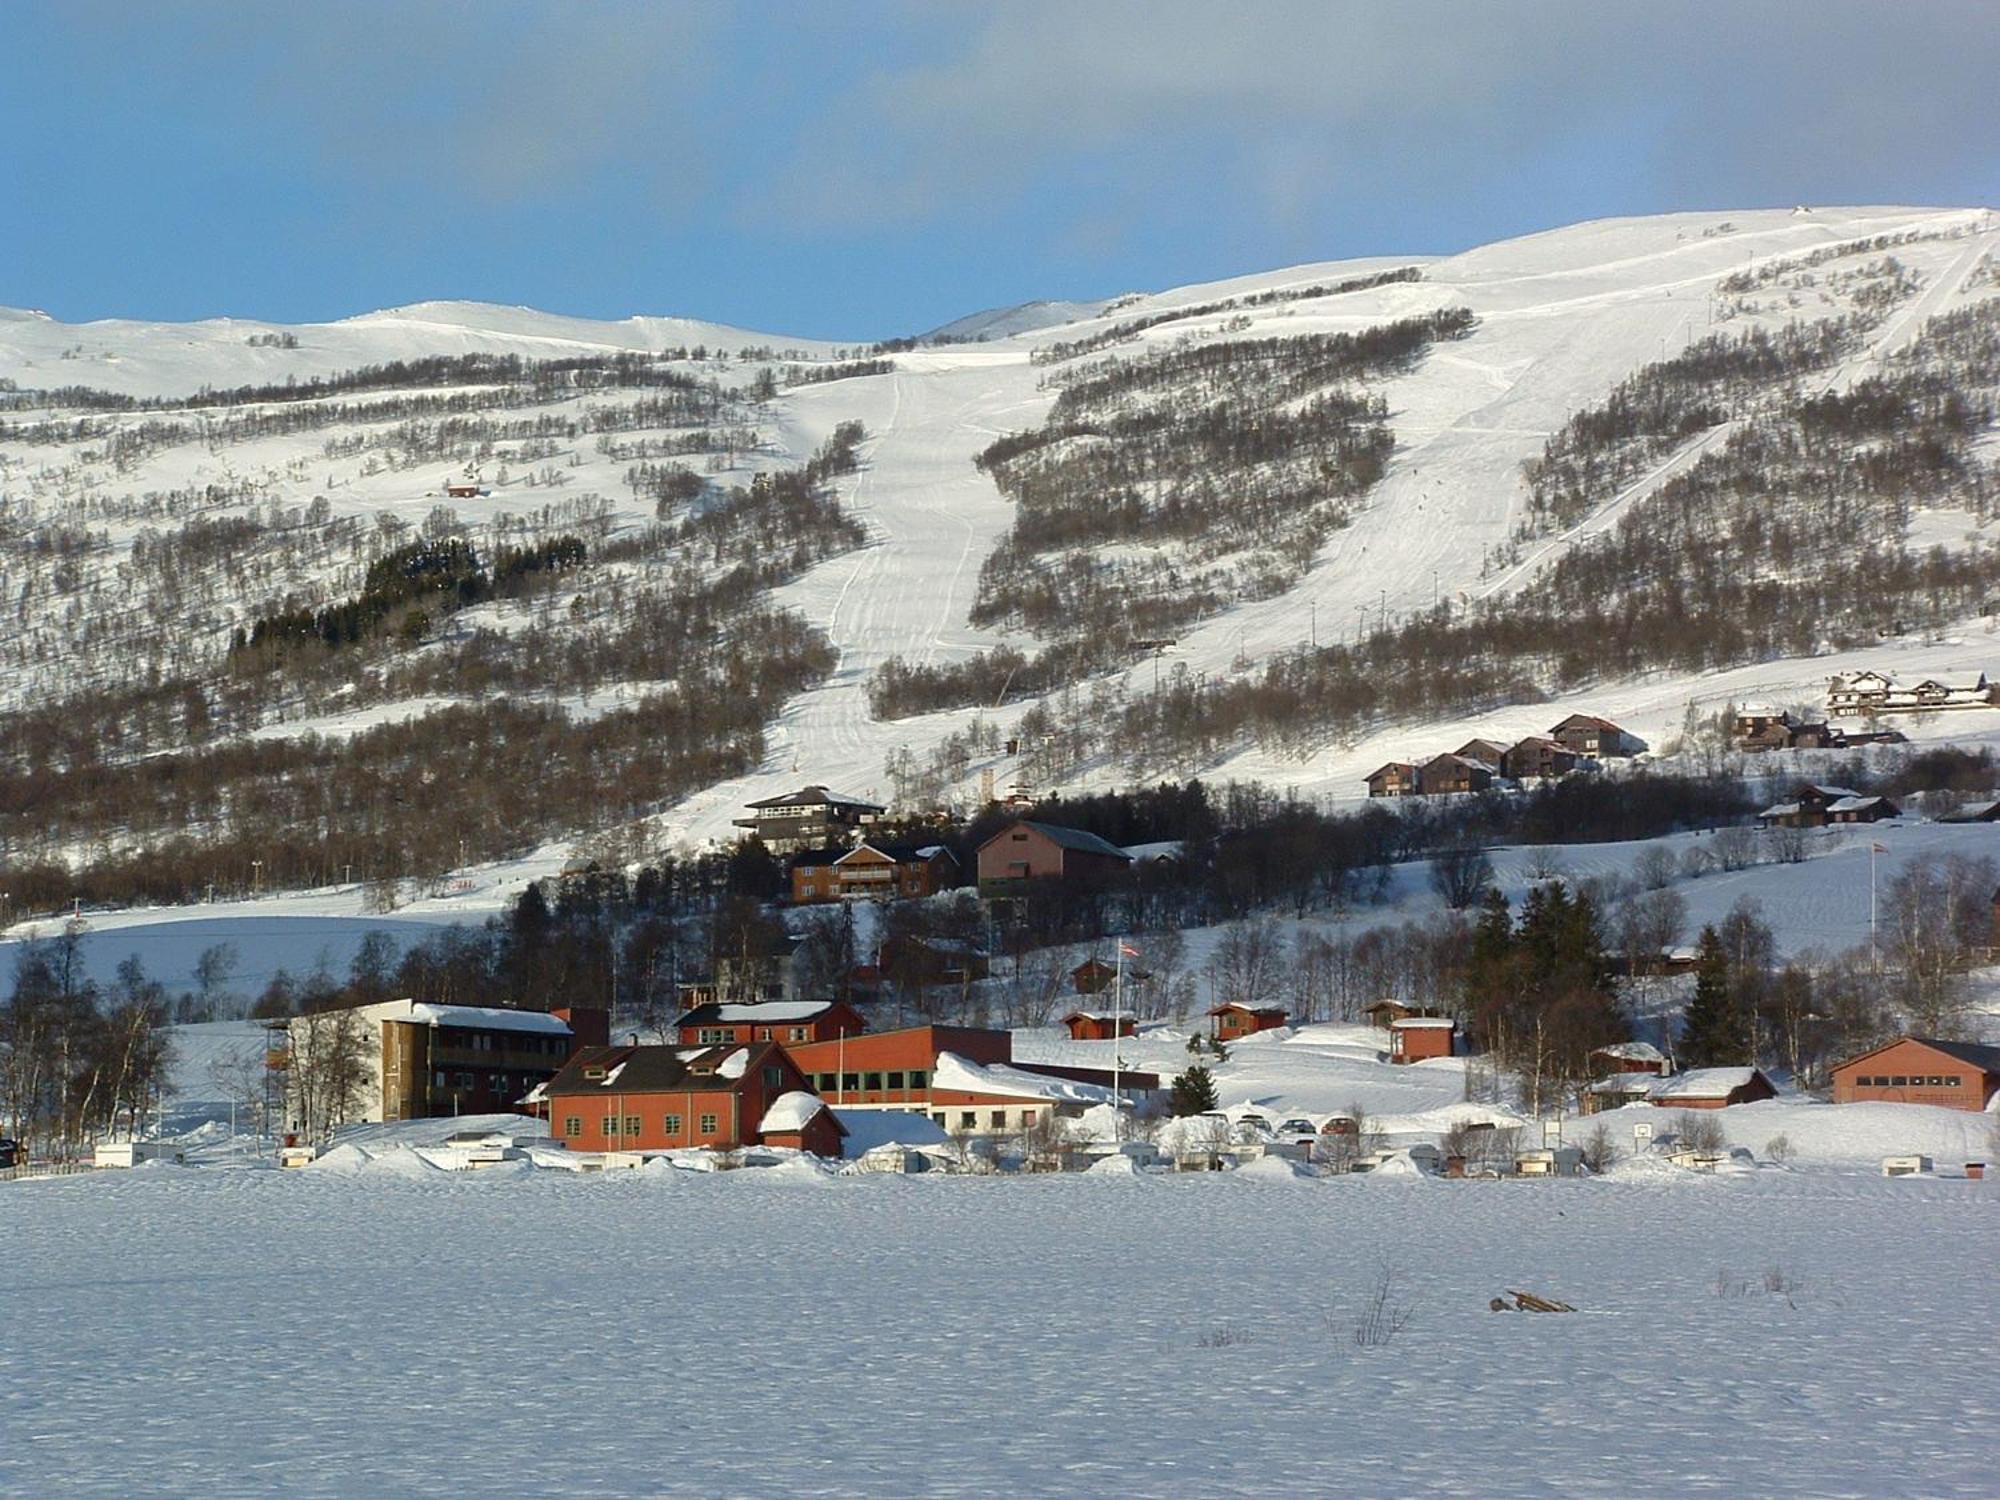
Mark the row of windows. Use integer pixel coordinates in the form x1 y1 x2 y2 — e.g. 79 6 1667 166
928 1109 1037 1130
696 1026 815 1044
560 1113 719 1139
1854 1074 1963 1088
812 1070 928 1093
439 1030 567 1056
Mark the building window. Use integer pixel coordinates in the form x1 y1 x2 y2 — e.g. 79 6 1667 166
959 1112 976 1129
1892 1076 1907 1086
625 1116 641 1137
1021 1109 1036 1125
1926 1076 1942 1087
789 1027 808 1042
1946 1075 1961 1087
842 1073 861 1092
817 1073 838 1092
699 1114 718 1135
909 1070 927 1089
699 1028 729 1045
764 1065 785 1089
756 1028 772 1042
865 1072 884 1091
664 1114 682 1136
602 1116 617 1136
887 1071 905 1090
932 1112 946 1125
990 1110 1006 1128
563 1116 582 1138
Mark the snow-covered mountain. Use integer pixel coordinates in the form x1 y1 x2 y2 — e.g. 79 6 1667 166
3 204 1998 906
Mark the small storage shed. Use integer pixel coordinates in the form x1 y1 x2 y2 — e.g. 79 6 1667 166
1388 1017 1456 1063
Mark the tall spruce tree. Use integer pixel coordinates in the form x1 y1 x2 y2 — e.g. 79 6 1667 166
1678 924 1750 1067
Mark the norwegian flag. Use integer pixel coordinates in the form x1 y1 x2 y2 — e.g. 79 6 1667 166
1118 941 1142 958
1871 842 1888 853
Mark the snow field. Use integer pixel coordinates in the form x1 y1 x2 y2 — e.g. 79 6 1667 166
1 1162 1994 1497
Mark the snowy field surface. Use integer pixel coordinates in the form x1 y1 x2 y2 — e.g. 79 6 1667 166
2 1162 1995 1498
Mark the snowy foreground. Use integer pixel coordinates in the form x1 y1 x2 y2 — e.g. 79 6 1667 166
3 1159 1994 1498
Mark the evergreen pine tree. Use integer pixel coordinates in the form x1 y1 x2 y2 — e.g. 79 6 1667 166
1678 925 1750 1067
1171 1064 1218 1116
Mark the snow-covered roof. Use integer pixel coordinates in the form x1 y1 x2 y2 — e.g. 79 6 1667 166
1390 1017 1455 1030
931 1051 1119 1105
834 1109 950 1154
1651 1067 1764 1099
1587 1074 1659 1096
1825 796 1893 815
702 1001 838 1023
758 1091 830 1134
402 1002 572 1035
1592 1041 1668 1065
744 784 883 811
716 1048 749 1080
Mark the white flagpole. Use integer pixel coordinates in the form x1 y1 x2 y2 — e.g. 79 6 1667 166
1112 944 1124 1139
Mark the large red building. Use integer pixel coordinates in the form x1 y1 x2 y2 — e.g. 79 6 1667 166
975 820 1132 889
542 1041 841 1156
1830 1036 2000 1111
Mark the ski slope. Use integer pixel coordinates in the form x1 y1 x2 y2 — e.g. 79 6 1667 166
4 206 1997 875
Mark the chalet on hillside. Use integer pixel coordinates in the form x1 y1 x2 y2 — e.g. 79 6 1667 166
1733 707 1837 752
790 841 959 904
543 1041 837 1156
1829 670 1996 718
1387 1017 1455 1063
1454 738 1508 769
1548 714 1644 758
672 998 867 1048
733 785 884 855
1501 736 1578 782
1061 1011 1137 1042
1589 1042 1670 1076
976 820 1132 889
1420 752 1494 796
1939 799 2000 824
1208 1003 1288 1041
1365 762 1421 798
1830 1036 2000 1112
1757 784 1899 829
1362 998 1417 1029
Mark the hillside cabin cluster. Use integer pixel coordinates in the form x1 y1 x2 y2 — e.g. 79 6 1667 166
1365 716 1643 798
1827 670 1997 719
1756 782 1900 829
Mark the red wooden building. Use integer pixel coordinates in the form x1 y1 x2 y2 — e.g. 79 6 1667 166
672 998 867 1048
1388 1016 1455 1063
1829 1036 2000 1111
542 1041 838 1155
1548 713 1644 758
1061 1011 1137 1041
1208 1003 1289 1041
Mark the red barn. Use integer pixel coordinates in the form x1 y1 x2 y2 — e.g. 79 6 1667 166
1829 1036 2000 1112
1388 1017 1456 1063
543 1041 831 1154
1062 1011 1137 1041
1208 1003 1288 1041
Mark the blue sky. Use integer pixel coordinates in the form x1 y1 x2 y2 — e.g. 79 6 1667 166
5 1 1997 338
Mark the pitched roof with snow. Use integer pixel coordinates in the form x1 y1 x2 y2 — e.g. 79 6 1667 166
758 1091 837 1134
744 785 884 812
1008 824 1136 856
1591 1041 1668 1065
1650 1067 1769 1100
1389 1017 1456 1030
543 1042 778 1096
399 1002 572 1036
930 1051 1121 1105
674 999 850 1026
